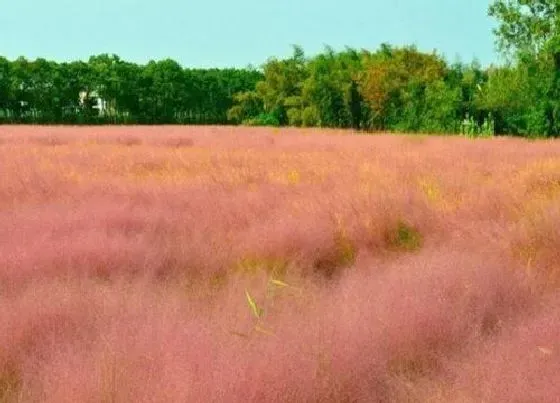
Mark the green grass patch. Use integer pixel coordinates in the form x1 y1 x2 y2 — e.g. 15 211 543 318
386 221 423 252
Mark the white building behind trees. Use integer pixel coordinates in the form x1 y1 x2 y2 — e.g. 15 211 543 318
78 90 107 115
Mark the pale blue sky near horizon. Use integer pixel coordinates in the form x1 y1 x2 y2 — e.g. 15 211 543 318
0 0 500 68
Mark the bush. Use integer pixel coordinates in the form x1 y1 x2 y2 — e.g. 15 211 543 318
243 113 280 127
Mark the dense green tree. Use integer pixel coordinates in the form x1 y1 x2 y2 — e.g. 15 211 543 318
0 56 12 121
489 0 560 136
489 0 560 56
9 57 33 121
301 46 363 128
253 45 308 125
359 45 447 131
420 79 462 133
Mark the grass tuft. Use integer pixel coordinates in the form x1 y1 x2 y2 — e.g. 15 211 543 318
386 221 423 252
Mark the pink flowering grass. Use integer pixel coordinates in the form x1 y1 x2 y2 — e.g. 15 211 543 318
0 126 559 402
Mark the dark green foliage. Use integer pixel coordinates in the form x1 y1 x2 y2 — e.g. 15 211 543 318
487 0 560 137
231 45 493 135
386 221 423 252
0 55 262 125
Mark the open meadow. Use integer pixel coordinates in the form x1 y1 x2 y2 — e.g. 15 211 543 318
0 126 559 402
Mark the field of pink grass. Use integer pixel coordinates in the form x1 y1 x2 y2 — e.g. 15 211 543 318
0 125 559 402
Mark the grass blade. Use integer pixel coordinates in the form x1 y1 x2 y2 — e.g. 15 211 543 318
245 290 262 318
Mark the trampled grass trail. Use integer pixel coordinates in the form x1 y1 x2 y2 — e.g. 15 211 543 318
0 126 559 402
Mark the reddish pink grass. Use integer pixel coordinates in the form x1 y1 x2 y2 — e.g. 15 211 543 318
0 126 559 402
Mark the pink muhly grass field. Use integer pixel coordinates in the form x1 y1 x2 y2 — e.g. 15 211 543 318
0 125 559 402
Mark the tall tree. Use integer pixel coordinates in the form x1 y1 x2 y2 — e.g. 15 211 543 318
489 0 560 56
301 46 359 128
490 0 560 135
359 45 446 131
0 56 12 121
255 45 308 125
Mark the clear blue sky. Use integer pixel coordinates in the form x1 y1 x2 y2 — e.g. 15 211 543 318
1 0 499 68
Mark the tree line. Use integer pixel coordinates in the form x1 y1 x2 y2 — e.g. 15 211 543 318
0 55 263 125
1 0 559 137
